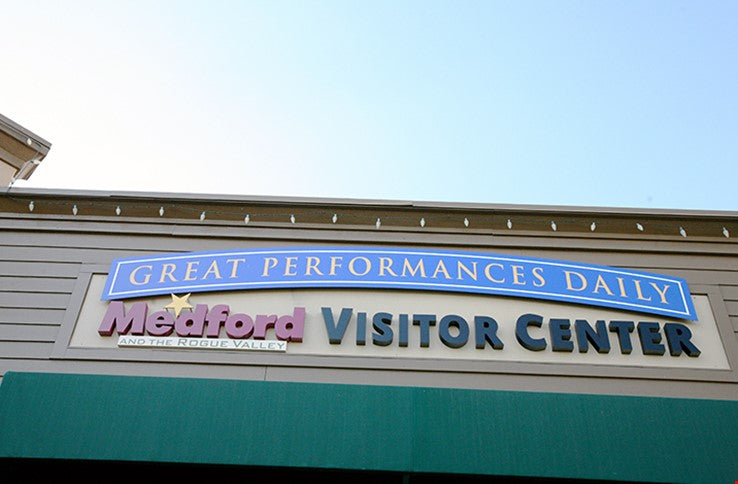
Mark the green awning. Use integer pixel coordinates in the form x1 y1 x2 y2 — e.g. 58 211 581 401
1 371 736 482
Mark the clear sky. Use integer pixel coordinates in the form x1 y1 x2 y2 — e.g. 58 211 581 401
2 1 737 210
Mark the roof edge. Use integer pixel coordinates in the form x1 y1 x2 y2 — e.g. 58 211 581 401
3 186 738 218
0 113 52 153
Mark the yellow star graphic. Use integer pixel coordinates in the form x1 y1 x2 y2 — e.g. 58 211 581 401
164 293 193 317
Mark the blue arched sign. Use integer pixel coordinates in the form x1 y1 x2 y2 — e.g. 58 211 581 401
102 247 697 320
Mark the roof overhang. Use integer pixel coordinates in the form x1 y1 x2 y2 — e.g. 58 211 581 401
0 113 52 185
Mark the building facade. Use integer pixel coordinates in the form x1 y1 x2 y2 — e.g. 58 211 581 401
1 187 737 482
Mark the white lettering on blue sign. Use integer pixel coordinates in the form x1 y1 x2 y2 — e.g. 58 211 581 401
102 247 696 320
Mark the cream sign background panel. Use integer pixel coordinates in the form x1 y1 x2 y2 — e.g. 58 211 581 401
72 275 730 369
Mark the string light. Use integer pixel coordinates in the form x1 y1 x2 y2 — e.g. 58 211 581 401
10 197 735 240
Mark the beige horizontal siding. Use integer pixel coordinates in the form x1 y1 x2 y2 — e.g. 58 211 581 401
0 341 55 359
0 323 58 342
719 285 738 332
0 260 80 278
0 307 66 325
0 292 70 309
0 247 77 360
0 276 76 293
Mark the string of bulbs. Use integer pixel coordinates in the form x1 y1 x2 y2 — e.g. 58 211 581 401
11 196 736 239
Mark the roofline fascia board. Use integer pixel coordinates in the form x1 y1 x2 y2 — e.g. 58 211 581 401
0 113 52 155
3 187 738 220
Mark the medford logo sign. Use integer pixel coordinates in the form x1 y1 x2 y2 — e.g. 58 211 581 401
99 300 304 352
102 246 696 320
